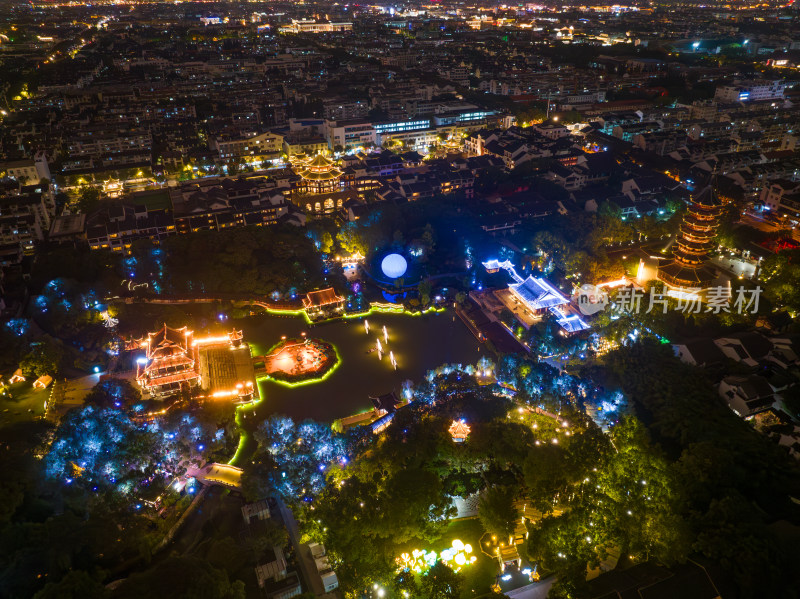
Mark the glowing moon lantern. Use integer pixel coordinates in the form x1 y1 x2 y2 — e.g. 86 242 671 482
381 253 408 279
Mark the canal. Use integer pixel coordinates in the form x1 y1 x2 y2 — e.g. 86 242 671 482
234 309 483 422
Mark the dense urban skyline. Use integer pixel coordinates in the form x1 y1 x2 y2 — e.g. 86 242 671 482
1 1 800 598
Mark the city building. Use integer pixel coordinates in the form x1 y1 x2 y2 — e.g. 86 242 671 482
1 153 51 183
279 19 352 33
308 543 339 593
326 120 377 150
714 80 786 103
718 375 776 417
210 130 284 166
0 183 56 262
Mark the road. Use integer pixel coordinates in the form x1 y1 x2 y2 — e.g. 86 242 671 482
506 577 555 599
740 213 800 241
276 498 325 596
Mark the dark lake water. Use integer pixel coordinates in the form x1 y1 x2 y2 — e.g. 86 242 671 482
233 310 483 422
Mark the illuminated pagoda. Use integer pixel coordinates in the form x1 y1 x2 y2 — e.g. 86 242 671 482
136 324 201 397
658 184 724 289
293 153 357 216
449 419 471 442
296 154 343 193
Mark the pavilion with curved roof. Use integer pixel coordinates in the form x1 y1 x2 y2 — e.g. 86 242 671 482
291 153 359 216
295 153 344 195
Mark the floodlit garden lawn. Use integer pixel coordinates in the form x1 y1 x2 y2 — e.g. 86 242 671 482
399 518 498 599
441 519 498 598
0 382 47 427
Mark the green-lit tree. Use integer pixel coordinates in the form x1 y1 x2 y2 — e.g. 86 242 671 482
20 337 63 378
32 570 108 599
420 560 463 599
478 486 519 539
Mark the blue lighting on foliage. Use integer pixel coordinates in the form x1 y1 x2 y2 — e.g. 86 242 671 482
4 319 29 336
601 400 617 412
46 279 65 295
35 296 48 312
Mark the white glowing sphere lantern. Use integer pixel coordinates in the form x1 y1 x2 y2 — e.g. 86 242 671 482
381 253 408 279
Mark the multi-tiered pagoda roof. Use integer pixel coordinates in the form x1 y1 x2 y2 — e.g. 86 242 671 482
659 184 724 288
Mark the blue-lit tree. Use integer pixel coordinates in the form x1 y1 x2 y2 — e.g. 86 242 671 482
248 416 348 501
45 406 160 495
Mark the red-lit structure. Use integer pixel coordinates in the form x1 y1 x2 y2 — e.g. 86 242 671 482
136 325 200 397
449 419 471 442
658 184 724 289
302 287 346 317
134 326 248 397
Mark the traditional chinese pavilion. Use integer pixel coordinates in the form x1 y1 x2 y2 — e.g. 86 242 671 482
658 184 724 289
293 153 357 216
449 419 471 442
483 259 590 334
136 324 201 397
302 287 346 318
295 153 344 194
509 276 570 315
